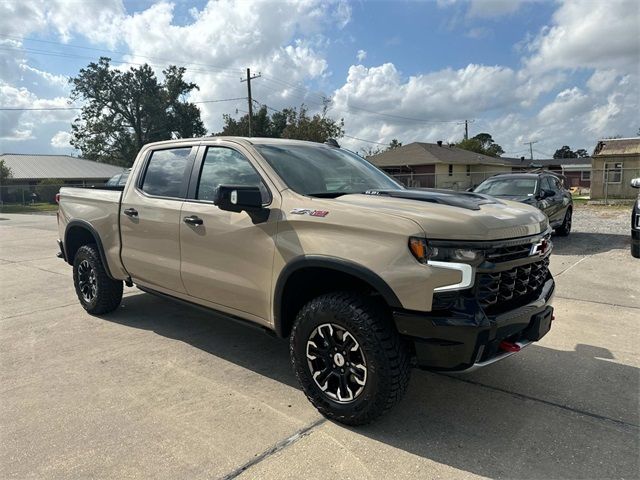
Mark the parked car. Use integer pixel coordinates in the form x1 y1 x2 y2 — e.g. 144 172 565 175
56 137 555 425
473 172 573 236
105 169 130 187
631 178 640 258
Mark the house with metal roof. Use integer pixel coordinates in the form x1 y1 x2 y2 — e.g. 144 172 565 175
0 153 124 184
589 137 640 199
366 141 512 189
0 153 124 205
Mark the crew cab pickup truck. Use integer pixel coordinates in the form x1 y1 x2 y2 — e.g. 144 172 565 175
57 137 555 425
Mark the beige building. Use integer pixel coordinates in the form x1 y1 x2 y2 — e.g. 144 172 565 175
367 141 511 190
589 138 640 199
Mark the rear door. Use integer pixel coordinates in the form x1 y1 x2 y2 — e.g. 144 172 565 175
179 143 280 322
120 145 196 293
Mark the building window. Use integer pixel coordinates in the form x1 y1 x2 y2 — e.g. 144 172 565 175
448 164 453 176
604 162 622 184
466 165 471 176
581 170 591 181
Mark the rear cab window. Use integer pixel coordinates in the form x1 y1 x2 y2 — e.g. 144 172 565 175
139 147 193 198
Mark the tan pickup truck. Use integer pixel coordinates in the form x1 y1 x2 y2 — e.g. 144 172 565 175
57 137 555 425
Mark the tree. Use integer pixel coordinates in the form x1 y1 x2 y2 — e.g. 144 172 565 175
70 57 206 167
0 160 12 204
456 133 504 157
216 100 344 143
359 145 383 157
0 160 11 183
575 149 589 158
387 139 402 150
553 146 578 159
35 179 60 204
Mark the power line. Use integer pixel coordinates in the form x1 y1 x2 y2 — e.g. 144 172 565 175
0 33 245 75
523 140 538 160
0 97 248 111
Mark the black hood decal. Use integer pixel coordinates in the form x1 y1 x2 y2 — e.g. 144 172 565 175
363 189 500 211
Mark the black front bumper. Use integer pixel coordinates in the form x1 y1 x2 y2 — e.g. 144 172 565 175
394 277 555 371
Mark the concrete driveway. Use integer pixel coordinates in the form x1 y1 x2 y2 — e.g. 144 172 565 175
1 209 638 479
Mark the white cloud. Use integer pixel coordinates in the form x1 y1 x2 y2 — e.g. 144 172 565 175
0 82 75 141
466 27 492 39
356 49 367 62
51 130 72 148
586 69 618 93
466 0 523 19
524 0 640 74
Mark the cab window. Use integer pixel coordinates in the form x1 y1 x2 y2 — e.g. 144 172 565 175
140 148 192 198
196 147 268 202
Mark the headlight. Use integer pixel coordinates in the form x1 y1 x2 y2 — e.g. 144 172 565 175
409 237 483 264
431 247 481 263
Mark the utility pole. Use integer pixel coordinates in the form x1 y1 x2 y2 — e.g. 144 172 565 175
240 68 261 136
523 140 538 161
464 120 469 140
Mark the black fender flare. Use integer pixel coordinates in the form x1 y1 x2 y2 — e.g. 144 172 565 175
273 255 402 337
64 219 115 279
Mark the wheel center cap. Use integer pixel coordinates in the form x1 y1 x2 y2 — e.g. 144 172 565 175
333 353 345 367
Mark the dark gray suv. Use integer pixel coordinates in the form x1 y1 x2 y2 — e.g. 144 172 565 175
473 172 573 236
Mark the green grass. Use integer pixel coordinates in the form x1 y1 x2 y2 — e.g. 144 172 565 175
0 203 58 214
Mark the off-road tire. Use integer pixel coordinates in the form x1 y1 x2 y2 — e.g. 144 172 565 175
73 244 123 315
290 292 411 425
556 208 572 236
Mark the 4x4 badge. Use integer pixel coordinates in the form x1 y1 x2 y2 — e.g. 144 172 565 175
291 208 329 217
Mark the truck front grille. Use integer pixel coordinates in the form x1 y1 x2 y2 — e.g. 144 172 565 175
476 257 550 312
483 244 533 263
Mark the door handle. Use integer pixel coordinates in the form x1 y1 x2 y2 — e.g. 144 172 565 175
183 215 204 226
123 208 138 217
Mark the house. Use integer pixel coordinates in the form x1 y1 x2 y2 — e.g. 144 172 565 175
0 153 124 204
367 141 512 190
589 138 640 199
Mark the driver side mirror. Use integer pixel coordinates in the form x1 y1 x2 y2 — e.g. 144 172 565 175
631 178 640 189
537 189 553 199
215 185 263 212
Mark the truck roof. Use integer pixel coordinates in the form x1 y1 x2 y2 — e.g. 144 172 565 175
141 136 334 149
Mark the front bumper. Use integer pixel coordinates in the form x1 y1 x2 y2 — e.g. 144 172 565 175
394 277 555 371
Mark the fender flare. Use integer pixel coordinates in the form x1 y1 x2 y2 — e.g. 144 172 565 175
273 255 402 337
64 219 115 279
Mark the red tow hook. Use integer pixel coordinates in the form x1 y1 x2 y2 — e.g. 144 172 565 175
499 340 521 352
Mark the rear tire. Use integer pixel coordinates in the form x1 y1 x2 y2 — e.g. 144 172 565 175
632 242 640 258
556 208 572 236
290 292 410 425
73 244 123 314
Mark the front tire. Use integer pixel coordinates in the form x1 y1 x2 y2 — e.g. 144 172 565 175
290 292 410 425
73 244 123 314
556 208 572 236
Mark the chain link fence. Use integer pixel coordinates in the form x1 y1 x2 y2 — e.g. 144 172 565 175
389 167 640 202
0 182 108 213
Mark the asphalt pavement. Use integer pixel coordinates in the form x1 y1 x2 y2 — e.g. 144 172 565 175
1 208 638 479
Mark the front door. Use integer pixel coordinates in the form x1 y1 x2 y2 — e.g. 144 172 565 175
179 144 280 321
120 146 196 293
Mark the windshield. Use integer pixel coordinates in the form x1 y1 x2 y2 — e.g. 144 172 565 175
254 143 402 197
475 178 537 196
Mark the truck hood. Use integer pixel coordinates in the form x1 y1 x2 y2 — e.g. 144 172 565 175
337 189 548 241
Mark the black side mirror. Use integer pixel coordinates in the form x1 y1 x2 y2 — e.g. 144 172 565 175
537 189 552 199
215 185 263 212
465 187 474 192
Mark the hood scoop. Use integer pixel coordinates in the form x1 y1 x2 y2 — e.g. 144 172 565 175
363 189 499 211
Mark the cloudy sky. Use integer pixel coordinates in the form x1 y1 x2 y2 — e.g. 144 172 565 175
1 0 638 158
